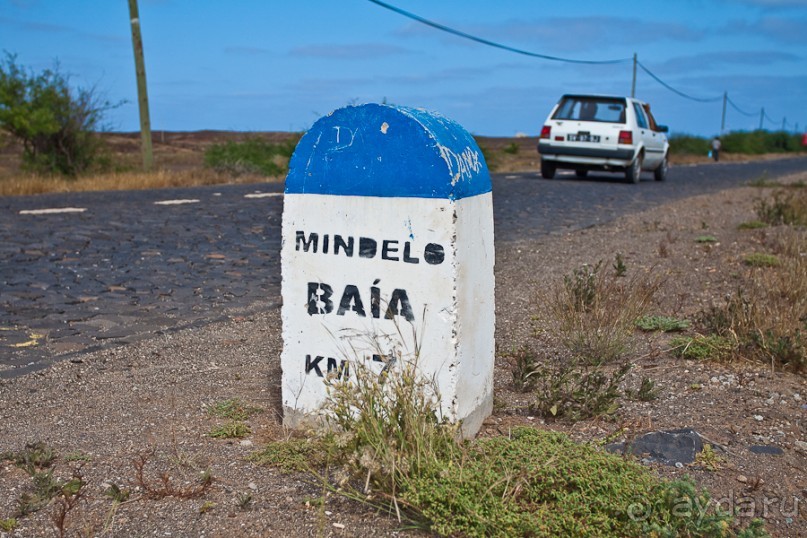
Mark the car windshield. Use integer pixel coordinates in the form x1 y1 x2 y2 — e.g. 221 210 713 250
552 97 626 123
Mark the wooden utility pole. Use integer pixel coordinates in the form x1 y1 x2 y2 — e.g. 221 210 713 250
631 53 637 98
128 0 154 172
720 91 727 133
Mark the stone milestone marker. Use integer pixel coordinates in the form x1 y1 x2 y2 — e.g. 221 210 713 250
281 103 494 438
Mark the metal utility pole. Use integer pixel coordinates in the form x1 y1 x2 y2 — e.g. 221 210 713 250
720 91 727 133
631 53 637 98
128 0 154 172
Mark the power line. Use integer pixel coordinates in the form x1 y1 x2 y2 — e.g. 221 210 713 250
726 95 757 118
636 61 722 103
366 0 630 65
367 0 802 132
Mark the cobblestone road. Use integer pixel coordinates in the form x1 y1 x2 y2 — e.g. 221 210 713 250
2 157 805 376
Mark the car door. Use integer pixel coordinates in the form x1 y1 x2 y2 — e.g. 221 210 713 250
632 102 664 169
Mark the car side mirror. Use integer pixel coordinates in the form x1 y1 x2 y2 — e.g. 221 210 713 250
657 125 669 133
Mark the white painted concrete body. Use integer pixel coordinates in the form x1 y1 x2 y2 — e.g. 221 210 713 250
281 193 494 436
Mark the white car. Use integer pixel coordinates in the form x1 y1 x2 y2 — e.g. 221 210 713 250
538 94 669 183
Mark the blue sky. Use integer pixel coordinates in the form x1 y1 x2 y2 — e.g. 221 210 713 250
1 0 805 137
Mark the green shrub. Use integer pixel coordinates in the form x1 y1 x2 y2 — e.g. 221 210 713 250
503 142 519 154
0 53 113 176
668 134 710 156
204 137 298 176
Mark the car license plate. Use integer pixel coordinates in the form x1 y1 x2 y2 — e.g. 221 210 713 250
568 133 600 143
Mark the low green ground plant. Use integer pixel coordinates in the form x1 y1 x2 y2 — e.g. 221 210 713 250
635 315 690 332
207 398 261 421
737 220 767 230
670 334 736 361
743 253 780 267
695 235 718 244
249 438 322 472
208 421 251 439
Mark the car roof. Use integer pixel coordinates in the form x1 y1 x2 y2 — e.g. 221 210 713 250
559 94 633 103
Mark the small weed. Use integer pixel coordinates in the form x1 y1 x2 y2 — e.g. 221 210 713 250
613 253 627 277
695 235 718 243
695 444 723 471
249 438 322 472
198 501 216 514
133 450 213 499
63 451 91 463
669 334 735 361
208 398 261 421
104 483 130 503
7 442 56 475
738 220 767 230
529 357 632 421
208 421 251 439
0 518 17 532
504 345 539 391
635 315 690 332
564 261 601 312
237 492 253 511
503 142 519 154
743 253 780 267
690 383 703 391
625 377 660 402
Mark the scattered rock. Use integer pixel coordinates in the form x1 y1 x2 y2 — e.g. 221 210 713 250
606 428 703 466
749 445 784 456
794 441 807 453
737 475 748 483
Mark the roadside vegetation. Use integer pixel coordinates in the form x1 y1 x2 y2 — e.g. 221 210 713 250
669 131 806 157
247 182 806 537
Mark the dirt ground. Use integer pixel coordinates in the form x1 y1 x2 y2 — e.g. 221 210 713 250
0 166 806 536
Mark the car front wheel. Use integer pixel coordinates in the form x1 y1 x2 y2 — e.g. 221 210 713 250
625 154 643 184
654 154 668 181
541 160 556 179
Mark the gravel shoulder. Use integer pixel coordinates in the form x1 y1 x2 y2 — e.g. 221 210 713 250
1 174 806 537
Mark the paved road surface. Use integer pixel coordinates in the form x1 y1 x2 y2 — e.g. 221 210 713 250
2 157 805 377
